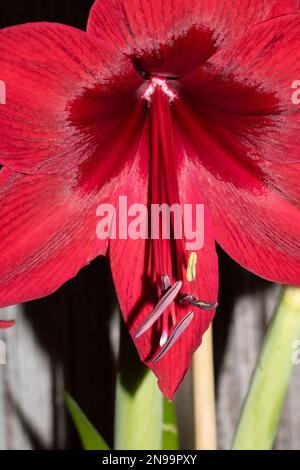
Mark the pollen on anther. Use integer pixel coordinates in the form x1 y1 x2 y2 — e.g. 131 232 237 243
187 252 197 282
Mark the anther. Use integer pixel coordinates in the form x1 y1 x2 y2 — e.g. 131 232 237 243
187 252 197 282
134 280 182 339
152 311 194 363
179 293 218 310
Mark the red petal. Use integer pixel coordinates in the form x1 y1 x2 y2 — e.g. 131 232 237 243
174 103 300 286
0 22 141 174
198 161 300 286
0 320 16 329
269 0 300 16
180 15 300 164
109 124 218 400
88 0 299 77
0 166 115 307
267 162 300 209
0 76 145 308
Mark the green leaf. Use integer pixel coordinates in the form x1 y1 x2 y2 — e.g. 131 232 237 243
114 321 163 450
163 398 179 450
232 287 300 450
65 392 110 450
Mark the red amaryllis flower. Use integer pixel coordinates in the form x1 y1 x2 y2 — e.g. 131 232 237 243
0 0 300 399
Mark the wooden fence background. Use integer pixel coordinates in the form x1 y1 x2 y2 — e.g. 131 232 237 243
0 0 299 450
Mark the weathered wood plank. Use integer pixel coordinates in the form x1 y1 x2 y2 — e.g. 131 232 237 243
0 305 54 450
0 258 117 450
1 254 300 450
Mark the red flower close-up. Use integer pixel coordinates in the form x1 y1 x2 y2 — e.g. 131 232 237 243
0 0 300 403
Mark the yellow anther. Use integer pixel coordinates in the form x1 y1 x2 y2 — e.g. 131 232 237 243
187 252 197 282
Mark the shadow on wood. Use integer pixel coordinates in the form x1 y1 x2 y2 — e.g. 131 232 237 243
23 257 117 449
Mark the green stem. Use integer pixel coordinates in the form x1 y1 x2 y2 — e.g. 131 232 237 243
232 287 300 450
114 320 163 450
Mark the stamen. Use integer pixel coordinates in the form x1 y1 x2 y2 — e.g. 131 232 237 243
179 293 218 311
160 275 172 346
187 252 197 282
152 311 194 363
134 280 182 339
0 319 16 329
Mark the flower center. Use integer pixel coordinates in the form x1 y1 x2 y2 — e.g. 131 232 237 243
142 77 177 104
